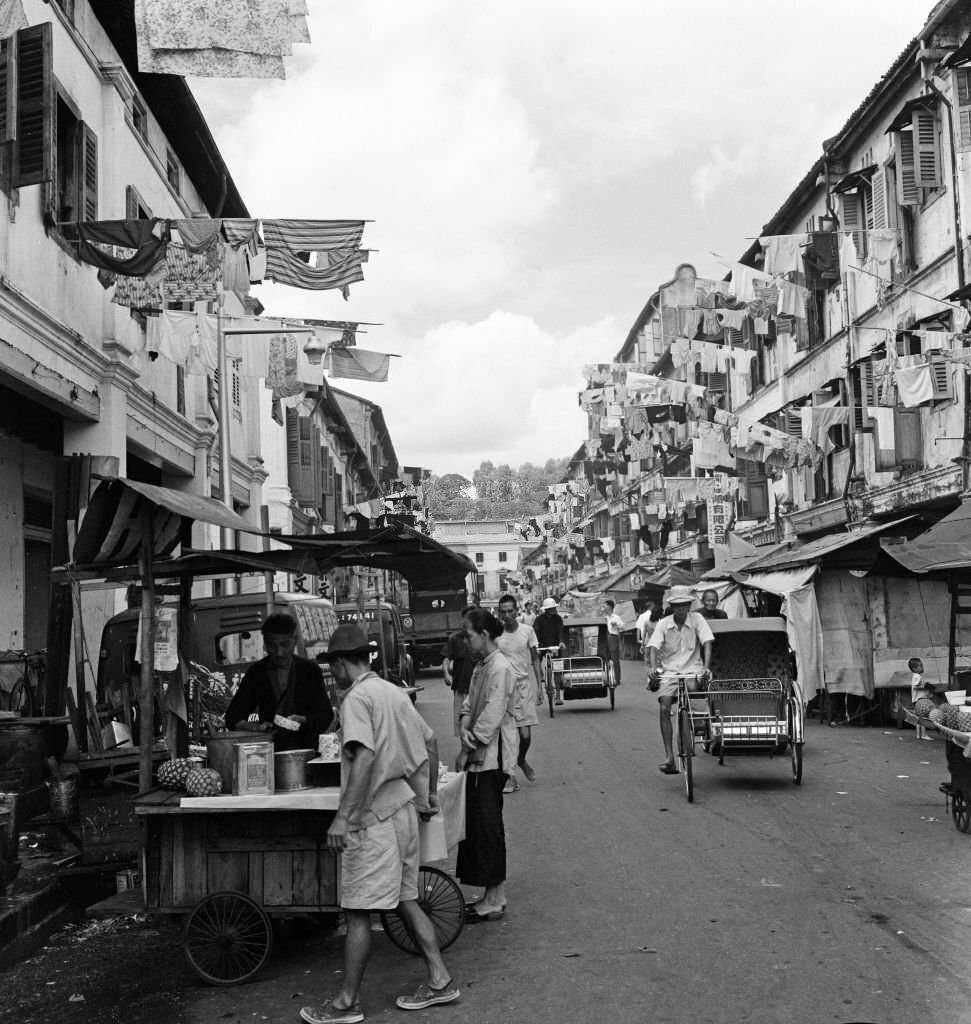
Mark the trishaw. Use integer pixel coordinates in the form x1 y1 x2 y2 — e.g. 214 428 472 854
675 617 804 802
540 616 617 717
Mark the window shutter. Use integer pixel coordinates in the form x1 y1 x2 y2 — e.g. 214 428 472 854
287 408 318 505
956 69 971 151
871 167 888 230
0 35 15 144
912 107 941 188
895 130 920 205
125 184 139 220
839 190 866 257
928 354 953 401
81 123 97 221
853 361 876 430
13 23 52 187
705 371 727 393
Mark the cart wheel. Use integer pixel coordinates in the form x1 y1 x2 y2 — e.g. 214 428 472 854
183 891 273 986
677 708 694 803
380 866 465 955
953 789 971 833
606 662 616 709
791 742 803 785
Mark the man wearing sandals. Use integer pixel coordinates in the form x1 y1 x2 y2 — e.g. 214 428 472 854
644 586 713 775
299 624 459 1024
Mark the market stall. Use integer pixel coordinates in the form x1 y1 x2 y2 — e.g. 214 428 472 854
135 766 467 985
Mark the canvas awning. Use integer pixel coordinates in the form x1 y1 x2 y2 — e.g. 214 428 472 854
71 477 264 569
879 500 971 573
731 517 916 573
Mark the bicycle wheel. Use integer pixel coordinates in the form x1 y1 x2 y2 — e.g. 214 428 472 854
380 866 465 955
677 707 694 803
953 789 971 833
791 741 803 785
606 661 616 710
183 891 273 985
545 657 556 718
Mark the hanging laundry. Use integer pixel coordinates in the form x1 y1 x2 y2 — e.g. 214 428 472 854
895 361 934 406
163 243 222 303
868 229 898 265
265 247 368 294
716 308 747 330
134 0 309 80
758 233 809 276
327 347 391 382
78 219 167 277
693 421 735 471
263 219 364 255
266 334 303 401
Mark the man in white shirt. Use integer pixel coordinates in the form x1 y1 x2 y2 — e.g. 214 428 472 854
645 586 713 775
497 594 541 792
603 599 625 686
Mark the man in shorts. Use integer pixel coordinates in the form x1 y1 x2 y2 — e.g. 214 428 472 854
496 593 541 791
644 586 713 776
300 624 458 1024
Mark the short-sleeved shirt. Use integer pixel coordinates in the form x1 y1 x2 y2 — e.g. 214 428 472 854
496 624 538 681
339 671 433 829
645 612 714 675
605 612 625 636
635 610 655 644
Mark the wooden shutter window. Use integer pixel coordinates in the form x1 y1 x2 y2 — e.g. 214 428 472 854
81 123 97 221
853 361 876 430
928 354 954 401
838 190 866 257
895 130 920 206
956 69 971 151
0 35 15 145
13 23 53 187
912 107 942 188
870 166 888 230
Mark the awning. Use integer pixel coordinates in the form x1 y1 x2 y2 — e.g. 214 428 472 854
832 164 877 194
732 566 817 595
72 477 264 568
945 35 971 68
732 517 916 572
880 499 971 573
885 95 938 134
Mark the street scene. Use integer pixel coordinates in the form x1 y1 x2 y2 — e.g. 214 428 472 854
3 1 971 1023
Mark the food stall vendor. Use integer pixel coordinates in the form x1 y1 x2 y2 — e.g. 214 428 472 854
225 612 334 751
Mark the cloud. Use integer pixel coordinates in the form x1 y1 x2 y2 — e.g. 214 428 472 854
189 0 933 481
340 310 609 474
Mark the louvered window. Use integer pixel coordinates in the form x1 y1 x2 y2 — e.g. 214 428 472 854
895 129 920 206
912 106 942 189
285 408 322 506
956 69 971 151
14 24 53 188
838 189 867 257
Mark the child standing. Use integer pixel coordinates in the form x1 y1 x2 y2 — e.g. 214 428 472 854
909 656 935 740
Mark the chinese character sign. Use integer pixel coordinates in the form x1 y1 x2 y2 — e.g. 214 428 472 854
707 498 731 546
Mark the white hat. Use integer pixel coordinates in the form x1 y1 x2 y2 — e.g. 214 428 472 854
541 597 558 610
666 585 696 605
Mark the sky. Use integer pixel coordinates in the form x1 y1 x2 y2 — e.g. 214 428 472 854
191 0 932 479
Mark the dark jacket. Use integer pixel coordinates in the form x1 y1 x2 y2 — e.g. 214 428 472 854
533 611 564 648
224 655 334 752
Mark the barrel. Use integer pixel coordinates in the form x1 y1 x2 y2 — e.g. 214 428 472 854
0 721 54 791
204 732 252 793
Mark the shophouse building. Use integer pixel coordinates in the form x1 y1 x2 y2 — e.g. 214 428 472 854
548 0 971 708
431 519 530 604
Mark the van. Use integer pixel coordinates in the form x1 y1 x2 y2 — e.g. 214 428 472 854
333 600 416 692
97 594 341 725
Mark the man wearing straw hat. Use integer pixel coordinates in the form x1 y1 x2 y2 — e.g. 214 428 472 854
644 586 714 775
300 624 458 1024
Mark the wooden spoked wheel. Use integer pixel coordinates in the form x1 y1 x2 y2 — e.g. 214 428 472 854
380 866 465 955
183 891 273 985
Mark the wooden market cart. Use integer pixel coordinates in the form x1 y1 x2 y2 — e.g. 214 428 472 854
135 782 466 985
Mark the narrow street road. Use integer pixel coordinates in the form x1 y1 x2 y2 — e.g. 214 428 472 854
179 664 971 1024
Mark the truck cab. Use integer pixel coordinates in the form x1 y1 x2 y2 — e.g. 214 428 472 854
406 584 469 670
333 600 416 692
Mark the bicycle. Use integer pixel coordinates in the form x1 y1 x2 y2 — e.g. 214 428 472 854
0 650 45 716
536 646 561 718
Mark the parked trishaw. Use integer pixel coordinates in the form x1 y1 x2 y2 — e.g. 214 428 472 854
675 617 804 802
540 616 617 716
